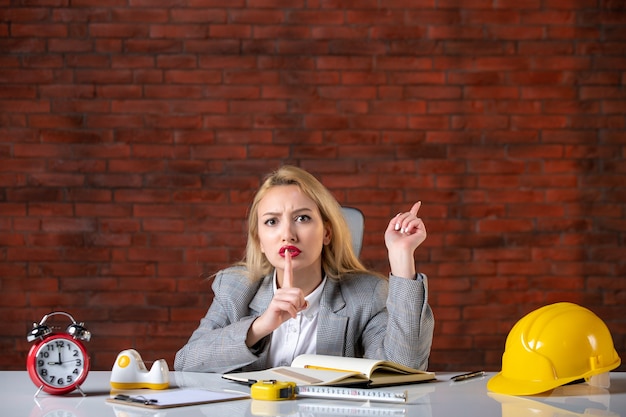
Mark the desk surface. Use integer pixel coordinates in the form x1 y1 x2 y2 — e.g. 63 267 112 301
2 371 625 417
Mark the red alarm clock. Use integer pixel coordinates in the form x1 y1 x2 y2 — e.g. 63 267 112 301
26 311 91 396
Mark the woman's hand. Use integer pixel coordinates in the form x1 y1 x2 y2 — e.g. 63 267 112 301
384 201 427 279
246 251 308 347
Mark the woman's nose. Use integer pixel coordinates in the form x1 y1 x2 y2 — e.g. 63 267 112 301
281 222 296 242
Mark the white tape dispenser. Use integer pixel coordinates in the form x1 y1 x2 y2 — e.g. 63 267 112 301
110 349 170 390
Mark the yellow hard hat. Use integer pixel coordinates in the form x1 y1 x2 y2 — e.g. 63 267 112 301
487 302 621 396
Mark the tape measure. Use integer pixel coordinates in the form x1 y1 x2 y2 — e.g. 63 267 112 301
251 380 408 403
251 380 297 400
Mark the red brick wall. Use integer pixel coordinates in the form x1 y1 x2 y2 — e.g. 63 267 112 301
1 2 624 373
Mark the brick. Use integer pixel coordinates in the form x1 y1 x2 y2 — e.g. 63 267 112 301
328 39 387 56
429 25 484 40
12 24 68 38
1 292 28 307
87 115 143 129
6 188 63 202
261 86 311 101
393 72 445 87
184 248 230 263
89 23 149 38
0 98 50 113
311 28 367 43
233 10 288 25
6 248 63 262
444 41 513 56
603 100 626 114
209 24 251 39
227 69 281 86
164 70 221 84
451 115 509 130
170 9 227 23
488 25 545 40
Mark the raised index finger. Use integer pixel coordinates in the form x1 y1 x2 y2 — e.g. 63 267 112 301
282 249 293 289
410 201 422 216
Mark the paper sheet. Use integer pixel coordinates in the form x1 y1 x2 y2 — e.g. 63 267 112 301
107 388 248 409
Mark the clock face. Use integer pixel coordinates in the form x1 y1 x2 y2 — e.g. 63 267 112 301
27 333 90 395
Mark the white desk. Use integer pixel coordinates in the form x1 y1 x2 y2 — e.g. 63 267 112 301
3 371 625 417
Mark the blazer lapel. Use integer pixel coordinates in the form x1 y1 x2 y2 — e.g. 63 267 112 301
316 279 348 357
249 274 274 316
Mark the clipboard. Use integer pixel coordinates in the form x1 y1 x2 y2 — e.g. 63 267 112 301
106 388 249 409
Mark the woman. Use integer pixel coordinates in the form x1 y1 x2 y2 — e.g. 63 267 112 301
174 165 434 373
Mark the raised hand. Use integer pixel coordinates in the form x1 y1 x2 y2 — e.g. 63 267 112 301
246 250 308 347
384 201 427 279
276 250 308 318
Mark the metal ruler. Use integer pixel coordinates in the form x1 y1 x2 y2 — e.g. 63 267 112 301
296 385 408 403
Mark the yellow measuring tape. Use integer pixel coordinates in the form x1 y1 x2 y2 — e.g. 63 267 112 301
251 380 297 401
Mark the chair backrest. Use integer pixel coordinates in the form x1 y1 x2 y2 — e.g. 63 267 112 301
340 207 364 257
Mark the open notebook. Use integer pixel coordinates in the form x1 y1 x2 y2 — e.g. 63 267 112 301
222 354 436 387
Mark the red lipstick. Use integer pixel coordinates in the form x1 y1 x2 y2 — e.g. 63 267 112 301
280 246 301 257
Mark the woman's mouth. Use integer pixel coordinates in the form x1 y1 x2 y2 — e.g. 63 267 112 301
279 246 301 257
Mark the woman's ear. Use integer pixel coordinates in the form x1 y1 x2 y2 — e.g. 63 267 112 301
323 223 332 245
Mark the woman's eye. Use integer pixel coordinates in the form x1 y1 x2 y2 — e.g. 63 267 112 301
295 215 311 223
264 218 277 226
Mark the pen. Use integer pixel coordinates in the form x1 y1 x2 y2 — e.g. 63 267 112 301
451 371 485 382
114 394 158 405
303 365 354 373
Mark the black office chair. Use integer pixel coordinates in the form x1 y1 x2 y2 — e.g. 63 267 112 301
341 207 364 257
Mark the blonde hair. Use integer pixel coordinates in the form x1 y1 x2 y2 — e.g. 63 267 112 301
241 165 375 281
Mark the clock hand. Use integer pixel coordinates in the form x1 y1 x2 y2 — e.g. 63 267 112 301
47 352 63 365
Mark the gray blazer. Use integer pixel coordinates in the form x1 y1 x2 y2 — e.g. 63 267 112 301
174 266 434 373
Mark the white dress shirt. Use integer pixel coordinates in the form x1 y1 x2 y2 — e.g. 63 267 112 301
266 273 326 368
